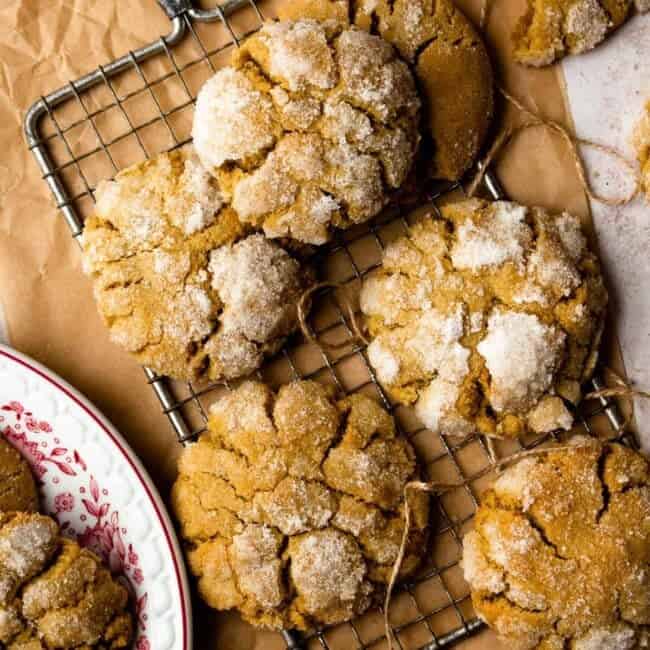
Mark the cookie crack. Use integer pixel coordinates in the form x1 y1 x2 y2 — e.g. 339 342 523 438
413 35 439 64
500 572 551 614
103 277 144 291
595 444 612 524
478 589 555 620
188 473 253 530
522 510 569 561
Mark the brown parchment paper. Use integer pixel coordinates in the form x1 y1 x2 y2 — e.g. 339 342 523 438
0 1 628 649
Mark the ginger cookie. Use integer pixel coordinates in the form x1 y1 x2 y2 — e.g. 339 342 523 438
633 101 650 200
463 439 650 648
0 438 38 514
172 380 429 630
513 0 649 67
82 148 313 382
360 200 608 439
278 0 494 182
0 514 133 649
0 513 58 608
192 19 421 245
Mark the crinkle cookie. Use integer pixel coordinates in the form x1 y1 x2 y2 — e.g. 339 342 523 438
462 440 650 649
192 19 420 245
82 149 313 382
0 513 58 608
278 0 494 182
0 439 38 514
0 515 133 649
513 0 649 67
633 101 650 200
360 200 608 439
171 380 429 630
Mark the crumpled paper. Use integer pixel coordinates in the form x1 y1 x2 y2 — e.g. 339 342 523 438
0 1 632 648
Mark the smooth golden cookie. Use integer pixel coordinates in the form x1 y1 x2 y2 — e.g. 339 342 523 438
172 380 429 630
463 440 650 649
513 0 648 67
0 438 38 514
633 101 650 200
278 0 494 181
360 200 607 439
192 20 420 244
82 148 313 382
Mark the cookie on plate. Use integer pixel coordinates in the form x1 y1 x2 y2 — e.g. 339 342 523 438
513 0 649 67
633 101 650 200
0 513 59 608
0 515 133 649
172 380 429 630
82 148 314 382
462 439 650 649
0 438 38 514
360 200 608 439
192 19 421 245
278 0 494 181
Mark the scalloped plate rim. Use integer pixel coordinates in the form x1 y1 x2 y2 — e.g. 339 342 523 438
0 344 193 650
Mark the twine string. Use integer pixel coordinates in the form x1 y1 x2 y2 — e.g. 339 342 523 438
584 367 650 432
383 442 595 649
297 282 369 353
479 0 493 30
384 480 465 650
468 86 640 206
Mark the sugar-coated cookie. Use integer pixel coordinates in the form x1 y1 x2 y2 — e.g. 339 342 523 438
513 0 649 67
463 440 650 649
360 200 607 439
172 380 429 630
82 149 313 382
192 19 420 244
0 515 133 649
278 0 495 181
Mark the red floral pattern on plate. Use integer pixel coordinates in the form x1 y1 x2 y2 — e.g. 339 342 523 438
1 400 149 646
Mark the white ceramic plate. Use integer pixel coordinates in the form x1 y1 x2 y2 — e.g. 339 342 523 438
0 345 192 650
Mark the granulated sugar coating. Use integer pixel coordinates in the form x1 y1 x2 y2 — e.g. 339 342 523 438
0 517 133 649
463 440 650 649
0 513 58 605
277 0 495 182
513 0 649 67
360 199 608 439
82 148 313 382
171 380 429 630
192 19 420 245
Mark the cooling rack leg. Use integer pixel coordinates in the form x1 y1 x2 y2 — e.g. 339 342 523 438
281 630 304 648
144 367 193 443
482 167 505 201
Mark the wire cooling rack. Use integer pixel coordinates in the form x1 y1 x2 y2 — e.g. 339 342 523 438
24 1 635 648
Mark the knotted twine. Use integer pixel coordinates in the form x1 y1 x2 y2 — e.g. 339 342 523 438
467 86 640 206
383 441 602 649
297 282 369 352
585 367 650 432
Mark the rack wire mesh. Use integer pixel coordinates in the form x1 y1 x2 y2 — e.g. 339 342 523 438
24 1 635 648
